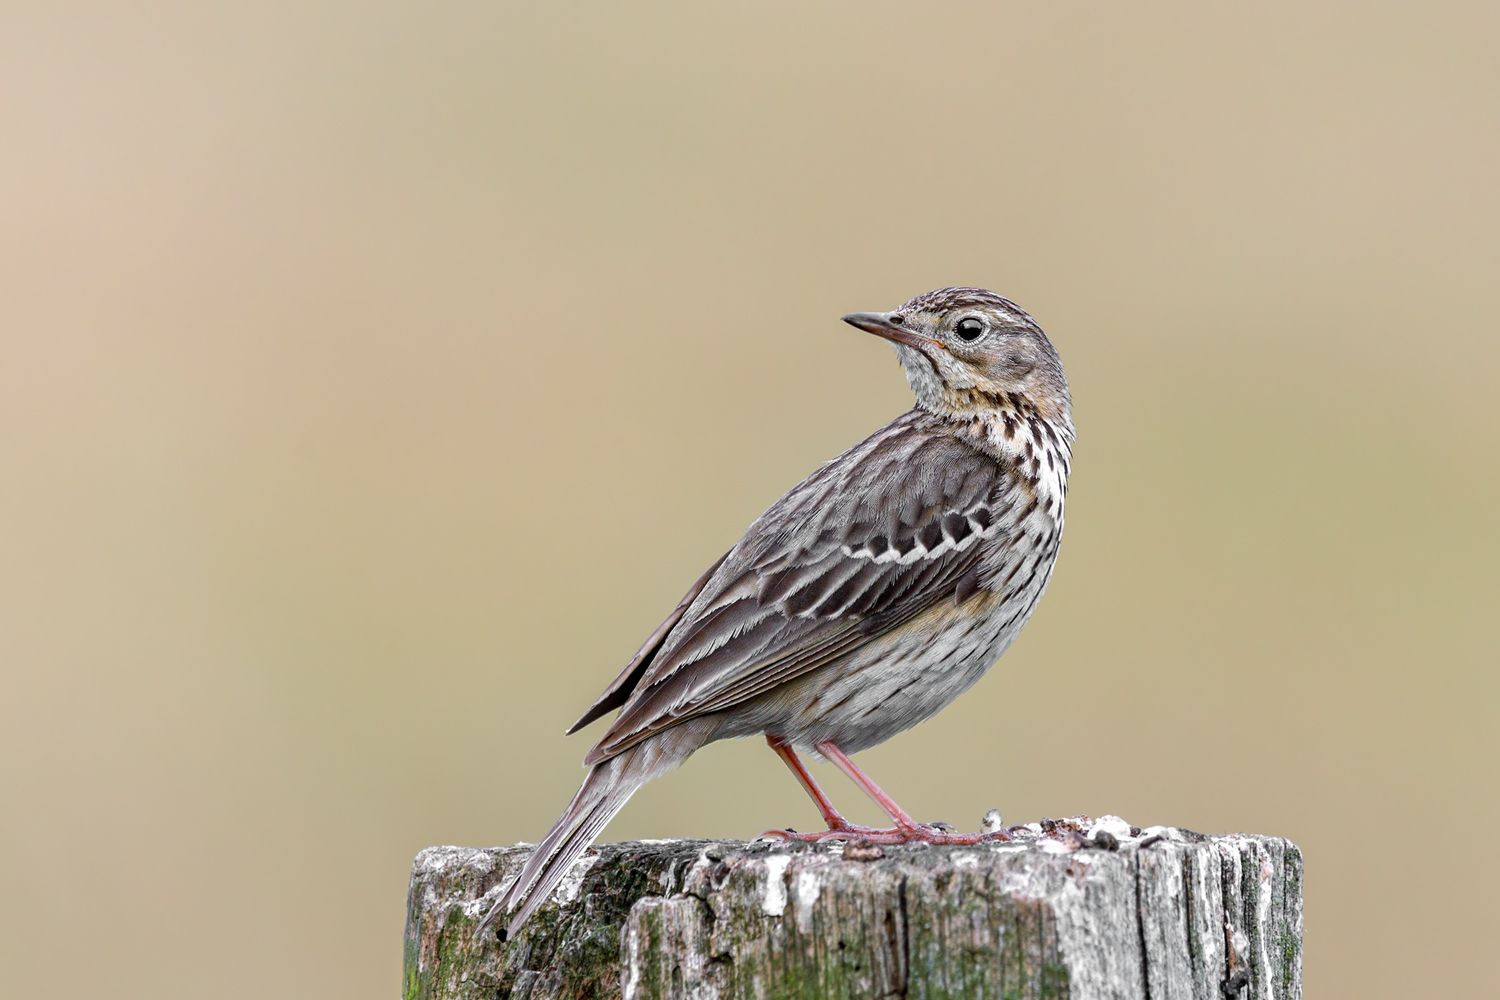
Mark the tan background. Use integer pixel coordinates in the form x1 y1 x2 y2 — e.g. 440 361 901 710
2 2 1496 997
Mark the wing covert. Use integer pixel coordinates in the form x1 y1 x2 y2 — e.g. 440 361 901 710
581 412 1024 764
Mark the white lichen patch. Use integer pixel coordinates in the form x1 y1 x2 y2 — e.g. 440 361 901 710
760 855 792 916
413 845 495 875
795 870 823 932
1087 815 1133 841
554 852 601 904
465 870 521 919
952 853 980 869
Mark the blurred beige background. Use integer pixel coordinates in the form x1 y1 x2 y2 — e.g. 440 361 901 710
1 2 1495 997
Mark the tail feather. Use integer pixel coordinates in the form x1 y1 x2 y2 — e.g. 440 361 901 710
476 719 713 942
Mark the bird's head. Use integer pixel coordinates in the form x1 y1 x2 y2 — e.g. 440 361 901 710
844 287 1071 426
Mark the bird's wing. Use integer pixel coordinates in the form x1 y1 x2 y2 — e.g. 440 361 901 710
583 411 1024 765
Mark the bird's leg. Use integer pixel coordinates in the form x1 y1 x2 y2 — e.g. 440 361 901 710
758 736 1008 845
814 741 925 829
765 736 849 828
759 736 888 841
811 740 1010 846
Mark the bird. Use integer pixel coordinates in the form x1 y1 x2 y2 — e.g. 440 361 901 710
478 286 1074 942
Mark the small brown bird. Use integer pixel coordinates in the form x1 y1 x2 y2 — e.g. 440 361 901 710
479 287 1074 941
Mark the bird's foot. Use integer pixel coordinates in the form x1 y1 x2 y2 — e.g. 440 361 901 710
759 821 1010 845
832 823 1011 845
758 820 888 842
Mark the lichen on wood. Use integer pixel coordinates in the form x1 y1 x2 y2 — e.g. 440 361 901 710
404 817 1301 1000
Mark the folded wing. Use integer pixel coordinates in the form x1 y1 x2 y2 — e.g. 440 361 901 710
581 412 1024 766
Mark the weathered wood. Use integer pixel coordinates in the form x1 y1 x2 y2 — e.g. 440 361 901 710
404 817 1301 1000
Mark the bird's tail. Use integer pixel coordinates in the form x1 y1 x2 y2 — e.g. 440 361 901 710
476 717 715 943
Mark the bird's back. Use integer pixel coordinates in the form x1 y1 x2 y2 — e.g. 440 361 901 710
585 406 1067 762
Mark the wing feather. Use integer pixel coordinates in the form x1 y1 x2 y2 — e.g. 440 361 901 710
579 411 1024 765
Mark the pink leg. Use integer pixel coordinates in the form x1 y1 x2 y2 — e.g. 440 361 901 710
764 736 847 828
762 737 1009 845
815 740 924 829
760 736 886 840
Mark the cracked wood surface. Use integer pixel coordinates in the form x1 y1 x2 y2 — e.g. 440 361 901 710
404 818 1301 1000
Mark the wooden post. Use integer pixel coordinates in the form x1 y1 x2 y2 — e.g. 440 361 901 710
404 816 1301 1000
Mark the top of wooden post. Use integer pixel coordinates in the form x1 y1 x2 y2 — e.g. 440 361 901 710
404 815 1302 1000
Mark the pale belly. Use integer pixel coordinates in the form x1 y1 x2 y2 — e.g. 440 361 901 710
717 571 1049 755
788 589 1022 753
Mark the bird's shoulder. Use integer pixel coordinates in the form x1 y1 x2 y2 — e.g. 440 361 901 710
727 408 1022 575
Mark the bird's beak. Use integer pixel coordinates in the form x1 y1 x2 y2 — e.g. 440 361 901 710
842 312 945 354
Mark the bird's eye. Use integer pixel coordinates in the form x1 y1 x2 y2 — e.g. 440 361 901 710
955 317 984 342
